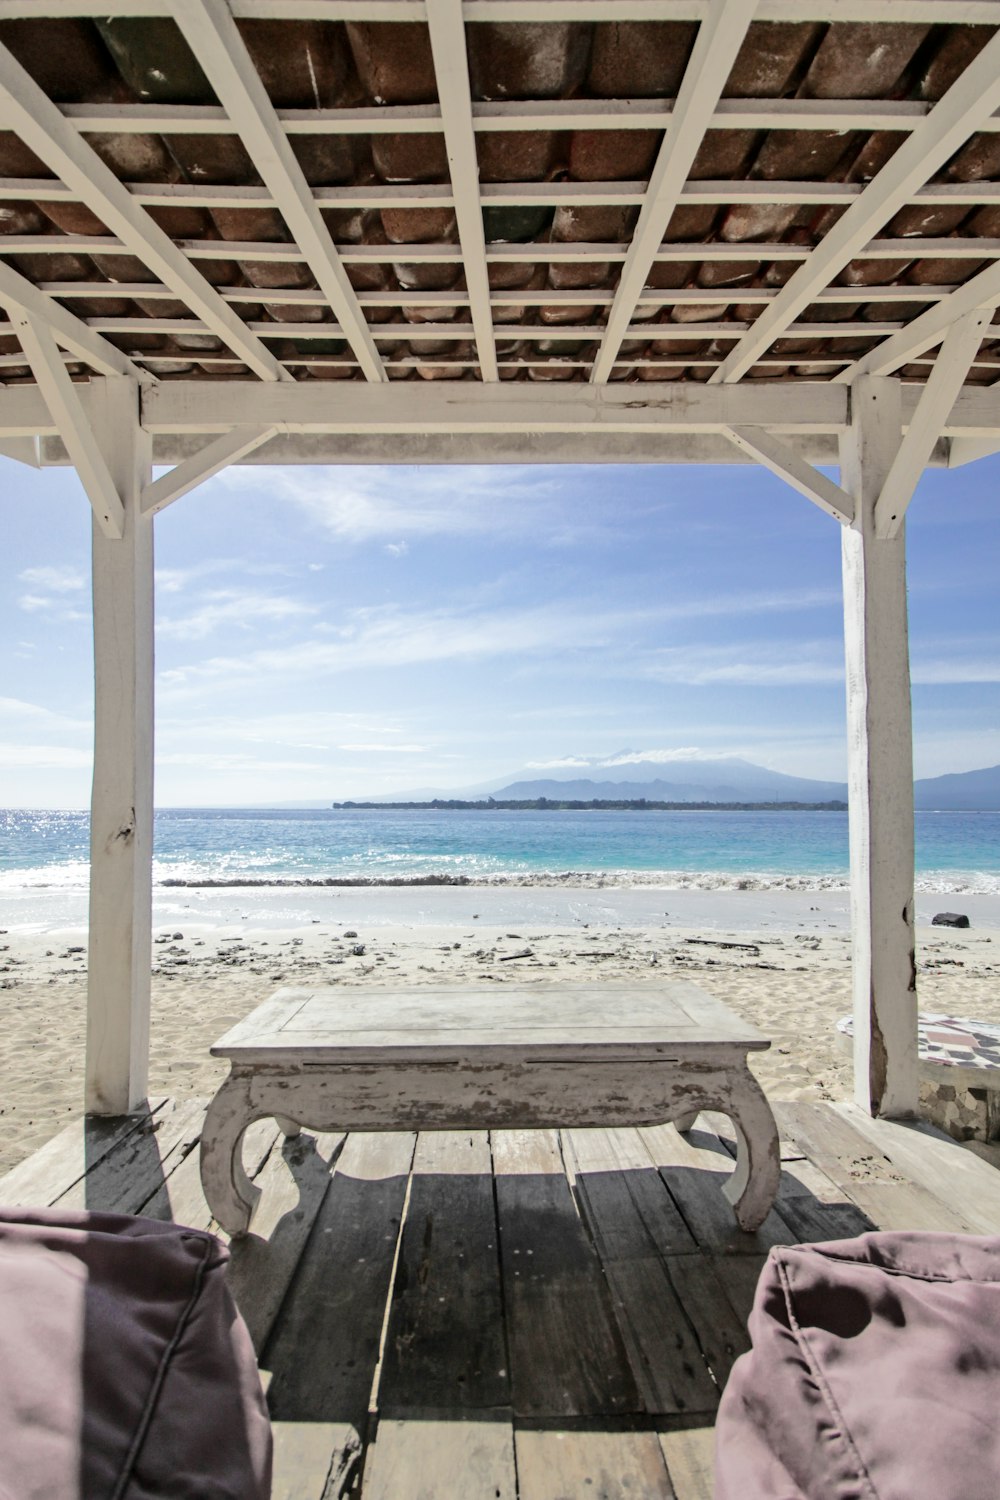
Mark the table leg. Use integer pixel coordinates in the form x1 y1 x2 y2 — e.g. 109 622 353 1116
275 1115 302 1138
718 1068 781 1232
673 1106 701 1133
200 1074 263 1237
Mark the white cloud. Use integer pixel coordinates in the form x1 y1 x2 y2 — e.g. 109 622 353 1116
337 742 427 753
18 565 85 593
385 541 409 558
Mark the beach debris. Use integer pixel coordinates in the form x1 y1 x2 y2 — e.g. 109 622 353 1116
351 944 366 956
344 930 358 938
499 948 533 961
932 912 970 928
685 938 760 955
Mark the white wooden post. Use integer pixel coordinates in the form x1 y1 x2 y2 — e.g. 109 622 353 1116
839 375 919 1118
86 377 154 1115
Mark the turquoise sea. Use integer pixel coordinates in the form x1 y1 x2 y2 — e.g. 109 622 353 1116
2 806 999 896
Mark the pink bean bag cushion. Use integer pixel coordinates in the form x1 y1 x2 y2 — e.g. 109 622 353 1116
715 1231 1000 1500
0 1206 271 1499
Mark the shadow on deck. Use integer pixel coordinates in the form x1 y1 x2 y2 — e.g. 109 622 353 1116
3 1098 1000 1499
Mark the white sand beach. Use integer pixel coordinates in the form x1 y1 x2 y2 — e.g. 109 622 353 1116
1 886 998 1177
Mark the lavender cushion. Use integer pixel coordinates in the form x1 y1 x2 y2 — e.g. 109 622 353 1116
715 1232 1000 1500
0 1206 271 1499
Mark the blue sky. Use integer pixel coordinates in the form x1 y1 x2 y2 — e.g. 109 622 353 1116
2 454 998 808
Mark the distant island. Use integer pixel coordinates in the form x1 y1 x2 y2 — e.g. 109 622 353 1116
332 798 850 812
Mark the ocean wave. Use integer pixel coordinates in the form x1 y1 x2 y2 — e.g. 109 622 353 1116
5 866 999 896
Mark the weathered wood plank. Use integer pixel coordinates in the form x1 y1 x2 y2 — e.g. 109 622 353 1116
515 1427 677 1500
263 1132 415 1500
661 1254 756 1392
54 1097 205 1215
775 1100 981 1233
270 1423 355 1500
773 1157 876 1244
639 1124 790 1255
378 1131 508 1414
565 1128 697 1254
830 1102 1000 1236
659 1424 715 1500
564 1130 715 1416
362 1418 517 1500
0 1098 167 1208
226 1128 345 1356
493 1129 639 1418
140 1117 279 1228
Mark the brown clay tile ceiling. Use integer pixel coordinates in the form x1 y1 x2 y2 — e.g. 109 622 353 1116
0 7 999 386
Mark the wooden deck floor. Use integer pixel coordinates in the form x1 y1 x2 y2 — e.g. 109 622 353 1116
4 1098 1000 1499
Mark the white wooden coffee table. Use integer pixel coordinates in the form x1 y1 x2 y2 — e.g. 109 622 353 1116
200 981 780 1236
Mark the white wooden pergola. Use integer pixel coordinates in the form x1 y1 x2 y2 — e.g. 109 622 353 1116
2 0 1000 1126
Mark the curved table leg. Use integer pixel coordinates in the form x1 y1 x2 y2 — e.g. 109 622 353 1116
200 1075 263 1237
673 1106 701 1134
275 1115 302 1138
718 1068 781 1232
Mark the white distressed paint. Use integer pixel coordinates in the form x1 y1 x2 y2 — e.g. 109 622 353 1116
839 376 918 1119
86 378 154 1116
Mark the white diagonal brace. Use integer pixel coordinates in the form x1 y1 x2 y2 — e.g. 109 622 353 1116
0 436 40 466
724 425 854 523
0 40 286 383
711 25 1000 385
426 0 497 382
141 424 277 515
176 0 385 383
590 0 757 384
0 257 143 380
12 311 124 537
840 260 1000 384
873 310 993 539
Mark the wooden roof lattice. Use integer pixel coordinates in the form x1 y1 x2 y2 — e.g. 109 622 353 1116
3 2 1000 469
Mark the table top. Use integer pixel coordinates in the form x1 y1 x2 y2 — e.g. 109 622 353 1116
212 981 770 1064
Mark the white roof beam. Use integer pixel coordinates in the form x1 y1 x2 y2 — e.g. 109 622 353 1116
5 1 1000 21
0 41 285 383
12 312 124 537
873 310 993 539
61 96 1000 137
175 0 385 383
141 424 277 515
949 435 1000 466
0 436 40 466
141 378 849 436
590 0 755 384
711 26 1000 385
837 260 1000 383
0 258 143 381
425 0 497 381
723 425 854 523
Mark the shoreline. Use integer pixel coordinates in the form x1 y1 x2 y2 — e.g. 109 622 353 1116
1 881 997 936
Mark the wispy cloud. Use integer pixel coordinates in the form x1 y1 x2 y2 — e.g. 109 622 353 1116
641 642 845 687
18 566 85 594
17 565 88 620
225 465 580 545
158 589 318 642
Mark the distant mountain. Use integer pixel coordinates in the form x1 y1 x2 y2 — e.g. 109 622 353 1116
913 764 1000 810
333 754 1000 809
492 756 849 804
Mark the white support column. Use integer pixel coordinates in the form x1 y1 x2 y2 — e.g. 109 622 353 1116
86 377 154 1115
839 375 918 1119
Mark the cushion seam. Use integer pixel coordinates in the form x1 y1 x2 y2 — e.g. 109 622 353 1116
108 1234 215 1500
777 1253 882 1500
785 1246 1000 1286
